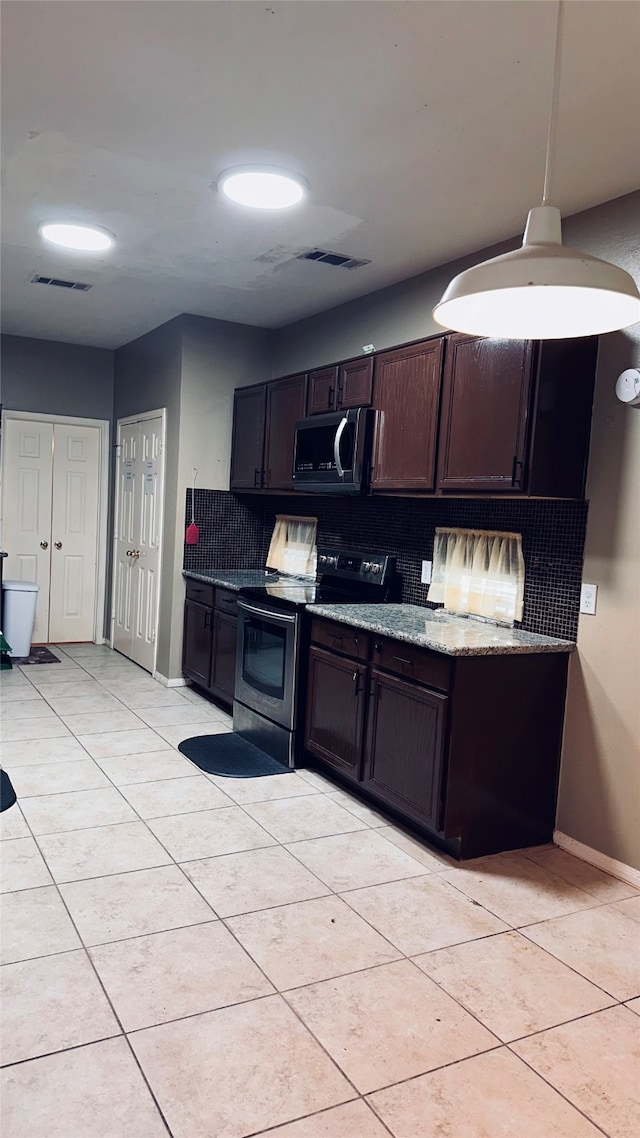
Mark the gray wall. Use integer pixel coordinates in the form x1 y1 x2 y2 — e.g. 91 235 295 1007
273 189 640 871
114 317 184 678
1 332 115 637
1 334 114 419
273 191 640 376
113 313 274 680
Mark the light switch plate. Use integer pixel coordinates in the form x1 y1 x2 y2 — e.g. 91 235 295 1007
580 583 598 615
421 560 432 584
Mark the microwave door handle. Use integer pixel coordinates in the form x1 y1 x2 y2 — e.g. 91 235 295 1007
333 415 348 479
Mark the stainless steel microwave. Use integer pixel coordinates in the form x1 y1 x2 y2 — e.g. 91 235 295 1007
292 407 374 493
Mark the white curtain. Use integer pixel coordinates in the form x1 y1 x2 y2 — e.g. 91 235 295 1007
428 527 525 624
266 515 317 577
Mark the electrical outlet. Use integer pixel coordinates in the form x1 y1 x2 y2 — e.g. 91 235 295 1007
580 583 598 615
421 560 432 585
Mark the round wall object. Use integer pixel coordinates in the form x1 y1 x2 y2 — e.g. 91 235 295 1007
615 368 640 406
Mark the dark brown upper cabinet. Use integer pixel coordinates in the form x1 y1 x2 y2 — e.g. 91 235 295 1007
263 373 307 490
307 367 339 415
437 333 598 497
371 338 445 492
437 335 533 493
229 384 266 490
339 357 374 409
306 358 374 415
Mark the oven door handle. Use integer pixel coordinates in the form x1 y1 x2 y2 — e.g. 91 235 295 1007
237 600 298 625
333 414 348 480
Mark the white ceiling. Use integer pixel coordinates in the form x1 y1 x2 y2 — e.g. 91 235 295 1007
1 1 639 349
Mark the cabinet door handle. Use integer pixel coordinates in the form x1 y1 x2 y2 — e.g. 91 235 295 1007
253 467 261 487
374 641 383 652
204 611 210 631
511 455 524 487
353 671 361 695
392 655 413 668
327 386 334 408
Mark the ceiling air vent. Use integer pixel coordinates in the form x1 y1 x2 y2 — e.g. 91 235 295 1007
297 248 371 271
31 275 92 292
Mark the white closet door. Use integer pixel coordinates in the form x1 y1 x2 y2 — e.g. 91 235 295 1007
1 419 54 643
48 423 101 643
113 420 139 658
112 414 164 673
131 414 164 672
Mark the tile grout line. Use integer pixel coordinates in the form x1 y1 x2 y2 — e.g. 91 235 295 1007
2 783 177 1138
3 648 635 1138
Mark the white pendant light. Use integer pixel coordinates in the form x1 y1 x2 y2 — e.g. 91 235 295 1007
433 2 640 340
218 165 308 210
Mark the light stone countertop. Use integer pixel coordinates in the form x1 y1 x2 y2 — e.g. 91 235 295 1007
183 570 281 591
306 603 575 656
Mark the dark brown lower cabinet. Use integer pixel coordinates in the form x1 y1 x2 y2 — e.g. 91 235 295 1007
182 587 237 709
363 668 447 831
182 600 213 689
209 611 237 705
305 646 367 777
303 617 570 859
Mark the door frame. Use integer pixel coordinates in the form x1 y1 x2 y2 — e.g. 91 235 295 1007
0 410 110 645
109 408 166 674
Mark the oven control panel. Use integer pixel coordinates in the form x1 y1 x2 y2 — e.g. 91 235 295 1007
317 547 395 585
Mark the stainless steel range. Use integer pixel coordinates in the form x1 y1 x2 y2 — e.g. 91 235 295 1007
233 546 397 768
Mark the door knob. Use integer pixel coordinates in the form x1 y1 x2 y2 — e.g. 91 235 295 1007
40 540 49 550
54 541 62 550
132 549 140 559
126 550 132 557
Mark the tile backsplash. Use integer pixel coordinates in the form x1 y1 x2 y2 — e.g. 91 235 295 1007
183 489 588 641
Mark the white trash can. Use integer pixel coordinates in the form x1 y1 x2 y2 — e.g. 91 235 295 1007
2 580 40 657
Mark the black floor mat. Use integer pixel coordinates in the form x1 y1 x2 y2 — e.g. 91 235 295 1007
10 646 62 665
1 769 17 812
178 732 293 778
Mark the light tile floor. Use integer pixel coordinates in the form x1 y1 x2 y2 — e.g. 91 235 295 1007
1 643 639 1138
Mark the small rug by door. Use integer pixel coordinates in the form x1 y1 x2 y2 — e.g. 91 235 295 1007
11 646 62 665
178 732 293 778
1 769 17 813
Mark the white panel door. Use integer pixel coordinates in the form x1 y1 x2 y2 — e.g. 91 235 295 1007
1 419 54 643
131 415 164 672
48 423 101 643
112 414 164 672
113 421 139 658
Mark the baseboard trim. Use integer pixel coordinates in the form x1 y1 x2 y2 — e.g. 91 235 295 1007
153 670 186 688
553 830 640 889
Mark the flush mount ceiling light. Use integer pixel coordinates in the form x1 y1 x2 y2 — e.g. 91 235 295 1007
217 165 308 210
433 1 640 340
39 222 115 252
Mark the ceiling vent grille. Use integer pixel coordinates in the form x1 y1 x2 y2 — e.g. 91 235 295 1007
31 275 92 292
296 248 371 271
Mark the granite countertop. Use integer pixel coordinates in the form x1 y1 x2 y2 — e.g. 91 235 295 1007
183 569 281 591
306 603 576 656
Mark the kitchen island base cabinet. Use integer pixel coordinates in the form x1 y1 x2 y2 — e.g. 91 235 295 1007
303 616 569 859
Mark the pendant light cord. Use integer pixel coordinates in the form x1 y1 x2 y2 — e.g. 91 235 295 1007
542 0 564 205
